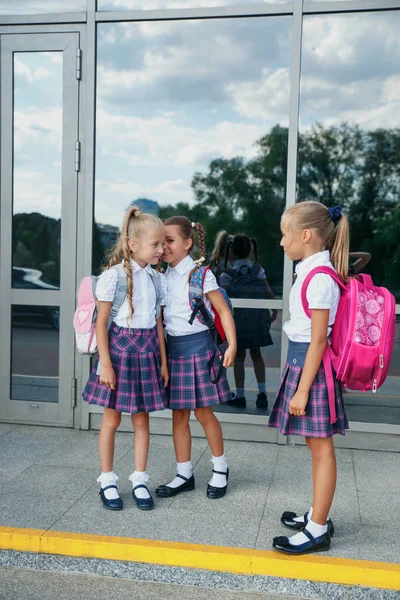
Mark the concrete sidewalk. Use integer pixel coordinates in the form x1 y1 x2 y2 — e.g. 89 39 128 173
0 423 399 598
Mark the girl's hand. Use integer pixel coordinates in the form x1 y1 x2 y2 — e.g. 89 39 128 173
161 363 169 388
100 365 116 390
223 344 236 369
271 310 278 323
289 391 308 417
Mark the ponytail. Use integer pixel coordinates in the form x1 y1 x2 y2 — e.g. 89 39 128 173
329 213 350 282
250 238 258 264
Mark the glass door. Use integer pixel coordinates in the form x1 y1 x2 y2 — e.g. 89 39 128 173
0 32 80 426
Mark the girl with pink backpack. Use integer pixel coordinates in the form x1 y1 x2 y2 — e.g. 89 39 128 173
82 206 168 512
268 200 395 556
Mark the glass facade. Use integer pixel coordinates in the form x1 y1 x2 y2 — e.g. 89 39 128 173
0 0 399 440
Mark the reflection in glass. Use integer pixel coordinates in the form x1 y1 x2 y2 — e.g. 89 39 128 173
95 18 291 292
11 305 60 402
298 11 400 302
215 310 282 416
12 52 63 289
98 0 289 10
0 0 85 14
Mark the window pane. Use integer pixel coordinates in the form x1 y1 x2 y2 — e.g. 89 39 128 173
11 305 60 402
95 17 291 297
215 309 282 416
12 52 62 289
0 1 86 14
298 11 400 302
98 1 289 10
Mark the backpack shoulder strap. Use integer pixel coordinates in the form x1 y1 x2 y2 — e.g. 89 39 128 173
151 270 163 320
301 266 346 319
107 265 128 329
189 265 208 299
250 264 263 278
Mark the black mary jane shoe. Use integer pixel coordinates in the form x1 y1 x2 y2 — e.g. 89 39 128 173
227 394 246 408
206 468 229 499
273 529 331 555
155 474 195 498
132 484 154 511
99 485 123 511
281 511 335 537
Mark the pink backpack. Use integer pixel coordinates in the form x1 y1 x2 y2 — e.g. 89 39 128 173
301 268 396 424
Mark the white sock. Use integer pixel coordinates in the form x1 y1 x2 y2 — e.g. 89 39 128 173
288 517 328 546
166 461 193 488
209 454 228 488
129 471 150 499
97 472 120 500
293 506 313 524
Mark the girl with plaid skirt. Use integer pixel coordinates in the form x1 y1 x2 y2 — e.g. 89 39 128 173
83 206 168 511
268 201 349 555
155 217 236 500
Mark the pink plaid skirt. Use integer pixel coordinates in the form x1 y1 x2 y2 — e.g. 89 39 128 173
82 324 168 414
167 331 231 410
268 341 349 438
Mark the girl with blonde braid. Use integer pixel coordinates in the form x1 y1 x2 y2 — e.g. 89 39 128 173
156 217 236 500
83 206 168 511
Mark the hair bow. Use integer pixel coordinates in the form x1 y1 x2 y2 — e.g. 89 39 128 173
191 222 196 228
329 205 342 226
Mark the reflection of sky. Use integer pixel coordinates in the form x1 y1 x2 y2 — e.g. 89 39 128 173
14 53 62 220
95 17 292 225
0 0 85 14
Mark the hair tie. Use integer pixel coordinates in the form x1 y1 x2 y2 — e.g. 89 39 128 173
195 256 205 266
191 222 196 229
329 205 342 226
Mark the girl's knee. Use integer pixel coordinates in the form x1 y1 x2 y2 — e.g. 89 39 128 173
131 412 149 430
194 407 214 426
173 409 190 427
308 437 335 459
102 410 121 431
250 347 262 359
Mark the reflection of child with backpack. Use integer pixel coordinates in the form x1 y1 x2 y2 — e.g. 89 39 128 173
81 207 168 512
155 216 236 500
219 234 278 411
210 230 233 283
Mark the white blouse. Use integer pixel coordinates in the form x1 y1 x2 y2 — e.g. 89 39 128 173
163 255 219 337
284 250 340 343
95 259 162 329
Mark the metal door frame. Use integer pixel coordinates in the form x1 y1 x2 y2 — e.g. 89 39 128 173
0 30 81 426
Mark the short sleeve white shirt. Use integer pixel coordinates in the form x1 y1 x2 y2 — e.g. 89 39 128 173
283 251 340 343
163 255 219 337
95 259 158 329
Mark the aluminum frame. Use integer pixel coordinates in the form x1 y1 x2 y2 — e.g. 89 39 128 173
0 31 81 427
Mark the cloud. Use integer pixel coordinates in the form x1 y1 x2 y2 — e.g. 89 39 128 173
100 0 287 8
14 169 61 220
0 0 85 14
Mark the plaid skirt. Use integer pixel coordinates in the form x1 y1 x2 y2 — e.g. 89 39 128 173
82 324 168 414
167 330 231 410
268 341 349 438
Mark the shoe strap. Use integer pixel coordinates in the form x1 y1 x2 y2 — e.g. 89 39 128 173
102 484 118 492
176 473 190 482
133 484 149 492
212 469 228 475
302 528 317 544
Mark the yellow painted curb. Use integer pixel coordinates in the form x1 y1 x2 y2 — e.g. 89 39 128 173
0 526 399 591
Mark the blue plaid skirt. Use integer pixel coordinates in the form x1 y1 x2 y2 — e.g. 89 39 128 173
268 341 349 438
82 324 168 414
167 330 231 410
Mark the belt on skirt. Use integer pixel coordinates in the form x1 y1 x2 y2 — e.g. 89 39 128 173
287 340 337 425
167 330 225 385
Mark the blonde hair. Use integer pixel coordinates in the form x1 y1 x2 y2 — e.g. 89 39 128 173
210 230 232 272
106 205 164 318
283 201 350 281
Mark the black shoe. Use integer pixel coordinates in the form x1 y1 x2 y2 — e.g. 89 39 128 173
228 393 246 408
132 484 154 511
273 529 331 555
99 485 123 511
207 468 229 499
155 474 195 498
281 511 335 537
256 392 268 410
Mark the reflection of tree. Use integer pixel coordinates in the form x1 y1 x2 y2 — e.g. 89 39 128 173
160 123 400 298
13 213 60 287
